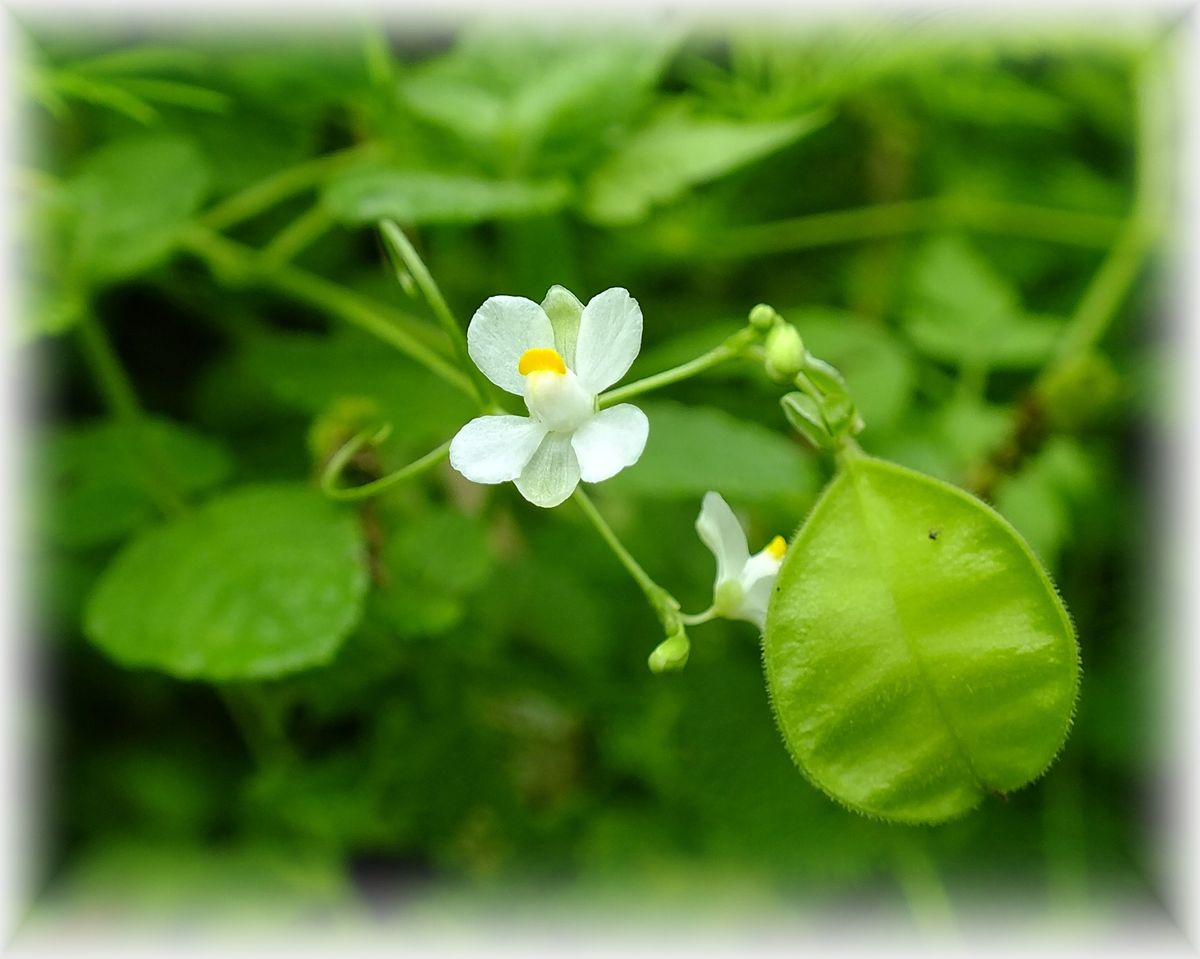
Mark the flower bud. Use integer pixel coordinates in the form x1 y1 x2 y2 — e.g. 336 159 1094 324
749 303 782 332
648 629 690 674
764 323 806 381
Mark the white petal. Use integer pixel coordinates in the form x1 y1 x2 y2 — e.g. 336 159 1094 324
573 287 643 394
514 433 581 508
449 415 546 484
540 285 584 370
736 576 774 629
467 295 556 395
571 404 649 483
695 491 749 587
736 551 783 628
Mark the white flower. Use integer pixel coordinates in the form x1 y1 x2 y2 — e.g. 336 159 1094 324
449 286 649 508
695 491 787 629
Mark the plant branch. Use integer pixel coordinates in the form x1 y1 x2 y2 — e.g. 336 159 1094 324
321 428 451 502
180 225 475 398
598 326 759 409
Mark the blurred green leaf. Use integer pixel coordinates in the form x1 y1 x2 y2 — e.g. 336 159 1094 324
903 236 1065 370
583 105 829 225
85 485 367 680
323 168 571 225
67 133 210 284
239 328 475 449
609 401 818 502
373 506 494 638
44 416 232 549
401 27 675 173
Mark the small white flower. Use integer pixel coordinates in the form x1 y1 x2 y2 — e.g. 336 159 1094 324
695 491 787 629
449 286 649 508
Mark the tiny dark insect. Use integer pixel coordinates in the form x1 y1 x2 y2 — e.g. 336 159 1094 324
928 528 941 540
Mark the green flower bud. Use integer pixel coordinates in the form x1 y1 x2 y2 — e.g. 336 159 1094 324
648 629 690 674
764 324 806 381
749 303 782 332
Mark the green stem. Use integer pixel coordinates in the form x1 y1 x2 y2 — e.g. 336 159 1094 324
1050 218 1152 364
180 225 474 398
261 202 335 267
76 312 187 519
218 686 295 768
321 431 451 502
598 327 758 409
379 220 491 408
572 488 676 618
703 197 1123 260
1049 51 1167 368
891 833 959 941
679 607 717 626
197 144 373 232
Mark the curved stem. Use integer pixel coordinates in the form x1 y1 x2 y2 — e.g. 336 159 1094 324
76 312 187 519
679 607 718 626
379 220 491 409
180 225 474 398
197 143 374 232
572 488 678 624
599 327 758 409
321 429 451 502
262 202 335 267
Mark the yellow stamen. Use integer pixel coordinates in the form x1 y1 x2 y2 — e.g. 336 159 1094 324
765 535 787 560
518 347 566 376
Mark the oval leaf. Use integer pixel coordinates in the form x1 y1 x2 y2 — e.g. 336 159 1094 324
763 455 1078 823
85 485 367 681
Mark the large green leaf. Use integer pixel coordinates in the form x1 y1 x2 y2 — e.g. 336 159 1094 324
608 401 818 502
582 106 828 225
323 168 570 225
85 485 367 680
44 416 232 550
763 455 1078 823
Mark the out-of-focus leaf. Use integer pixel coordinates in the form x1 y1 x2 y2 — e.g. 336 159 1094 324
239 328 475 448
67 133 210 284
583 106 828 225
401 27 675 173
46 841 351 922
44 416 232 549
323 168 570 225
608 401 818 502
373 507 494 638
85 485 367 680
903 236 1065 370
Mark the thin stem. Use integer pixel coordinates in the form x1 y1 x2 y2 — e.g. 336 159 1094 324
572 488 673 613
679 607 718 626
262 202 335 267
197 144 373 232
379 220 491 408
180 225 474 398
694 196 1123 260
76 312 187 519
598 327 758 409
321 430 451 502
890 833 959 941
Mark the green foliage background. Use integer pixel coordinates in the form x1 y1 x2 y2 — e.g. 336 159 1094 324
21 14 1169 925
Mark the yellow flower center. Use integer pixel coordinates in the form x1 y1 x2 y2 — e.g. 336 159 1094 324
518 347 567 377
765 535 787 560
